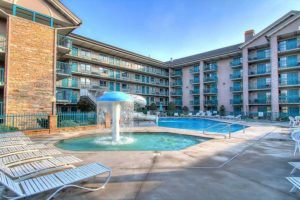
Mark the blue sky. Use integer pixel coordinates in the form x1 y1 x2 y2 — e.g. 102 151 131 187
61 0 300 61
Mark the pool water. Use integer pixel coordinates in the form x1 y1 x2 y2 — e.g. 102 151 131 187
56 132 208 151
158 118 246 133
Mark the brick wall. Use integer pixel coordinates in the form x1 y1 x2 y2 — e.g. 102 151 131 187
6 16 55 114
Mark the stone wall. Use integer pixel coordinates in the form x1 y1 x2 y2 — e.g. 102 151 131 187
6 16 55 114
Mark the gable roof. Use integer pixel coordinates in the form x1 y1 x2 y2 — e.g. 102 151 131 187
46 0 81 26
240 10 300 48
165 43 242 67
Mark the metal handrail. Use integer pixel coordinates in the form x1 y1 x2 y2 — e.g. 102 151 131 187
202 121 247 139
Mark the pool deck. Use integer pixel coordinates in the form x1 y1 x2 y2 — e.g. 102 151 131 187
30 121 300 200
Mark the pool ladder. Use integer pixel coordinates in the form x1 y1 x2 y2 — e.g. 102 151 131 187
202 121 246 139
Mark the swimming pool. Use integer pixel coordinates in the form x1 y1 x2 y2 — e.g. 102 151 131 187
56 132 208 151
158 118 246 133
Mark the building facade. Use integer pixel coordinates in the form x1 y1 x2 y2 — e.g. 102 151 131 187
0 1 299 120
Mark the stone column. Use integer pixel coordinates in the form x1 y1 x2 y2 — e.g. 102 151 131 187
199 61 204 111
242 48 249 115
270 36 279 120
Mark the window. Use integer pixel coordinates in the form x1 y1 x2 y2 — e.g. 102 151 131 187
99 67 108 74
80 64 91 72
80 78 90 85
122 84 127 89
99 80 106 87
122 72 128 77
80 49 91 58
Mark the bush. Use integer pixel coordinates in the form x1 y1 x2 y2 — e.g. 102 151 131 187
219 105 226 116
182 106 189 115
58 120 79 128
0 124 19 132
167 102 176 115
37 118 49 129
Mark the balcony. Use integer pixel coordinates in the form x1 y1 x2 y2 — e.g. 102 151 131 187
230 72 242 80
204 100 218 105
56 90 78 104
248 83 271 91
171 91 182 96
171 81 182 87
279 95 300 104
0 34 6 57
57 34 72 55
203 76 217 83
230 58 242 68
279 59 300 71
230 99 243 105
248 67 271 77
189 68 200 74
248 49 270 63
204 64 218 72
190 100 200 106
204 88 217 94
56 62 72 80
0 68 4 86
249 98 271 105
171 71 182 77
278 38 300 54
279 78 300 87
190 90 200 95
190 78 200 84
174 101 182 106
230 86 243 92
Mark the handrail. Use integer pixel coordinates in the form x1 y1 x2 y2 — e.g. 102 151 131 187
202 121 247 139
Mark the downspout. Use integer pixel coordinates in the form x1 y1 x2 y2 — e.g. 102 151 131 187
53 25 79 115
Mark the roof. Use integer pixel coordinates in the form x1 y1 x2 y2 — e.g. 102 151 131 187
166 43 242 67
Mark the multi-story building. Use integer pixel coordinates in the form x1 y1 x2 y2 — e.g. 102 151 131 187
0 1 299 120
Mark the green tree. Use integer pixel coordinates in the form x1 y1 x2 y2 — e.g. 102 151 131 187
182 106 189 115
149 103 158 114
167 102 176 116
219 105 226 116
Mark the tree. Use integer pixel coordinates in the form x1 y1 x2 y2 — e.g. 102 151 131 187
149 103 157 114
219 105 226 116
182 106 189 115
167 102 176 116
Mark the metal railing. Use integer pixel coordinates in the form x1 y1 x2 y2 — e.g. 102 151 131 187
57 112 97 128
57 62 71 75
57 34 72 49
0 113 49 132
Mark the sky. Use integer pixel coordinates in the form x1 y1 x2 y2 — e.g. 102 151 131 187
61 0 300 61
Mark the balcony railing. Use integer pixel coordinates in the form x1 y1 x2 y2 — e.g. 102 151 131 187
171 91 182 96
0 34 6 52
172 81 182 86
248 67 271 75
204 100 218 105
249 98 271 104
189 68 200 74
190 90 200 95
174 101 182 106
204 76 217 82
0 68 4 85
279 60 300 69
190 78 200 84
248 49 270 61
278 39 300 52
279 95 300 103
279 78 300 86
171 71 182 76
230 99 243 105
57 62 72 75
230 72 242 79
56 90 78 104
204 64 218 71
204 88 217 94
57 34 72 49
190 100 200 105
248 83 271 90
230 86 243 92
230 58 242 67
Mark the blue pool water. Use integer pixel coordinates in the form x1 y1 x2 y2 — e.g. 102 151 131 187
158 118 246 133
56 132 208 151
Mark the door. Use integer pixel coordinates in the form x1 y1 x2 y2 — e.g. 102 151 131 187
109 82 114 91
288 89 299 103
116 83 120 91
287 72 298 85
115 70 120 79
62 78 68 87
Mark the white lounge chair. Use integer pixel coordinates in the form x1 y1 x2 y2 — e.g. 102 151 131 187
0 163 111 200
225 115 234 119
174 113 179 117
0 136 31 142
0 149 61 167
291 131 300 156
286 177 300 192
0 132 25 138
188 112 193 117
195 112 200 116
290 117 297 127
296 116 300 126
206 111 212 117
234 115 242 120
1 155 82 180
0 140 33 148
289 162 300 175
0 144 46 158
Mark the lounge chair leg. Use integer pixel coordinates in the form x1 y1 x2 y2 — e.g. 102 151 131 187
290 186 297 192
290 168 297 175
46 171 111 200
294 143 298 156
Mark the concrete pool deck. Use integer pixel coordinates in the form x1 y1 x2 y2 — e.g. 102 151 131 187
30 122 300 200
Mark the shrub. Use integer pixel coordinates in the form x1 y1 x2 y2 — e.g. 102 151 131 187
167 102 176 115
0 124 18 132
37 118 49 129
219 105 226 116
182 106 189 115
58 120 79 128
